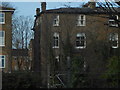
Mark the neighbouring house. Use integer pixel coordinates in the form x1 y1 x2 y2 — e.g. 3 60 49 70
0 6 15 73
28 39 34 71
32 2 120 88
11 49 31 71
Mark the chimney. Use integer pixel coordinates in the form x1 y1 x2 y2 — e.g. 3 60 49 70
41 2 46 12
36 8 40 15
88 0 96 9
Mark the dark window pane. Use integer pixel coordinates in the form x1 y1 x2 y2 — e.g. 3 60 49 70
81 20 83 25
112 41 117 47
2 59 4 67
81 16 84 20
80 41 84 46
76 41 80 46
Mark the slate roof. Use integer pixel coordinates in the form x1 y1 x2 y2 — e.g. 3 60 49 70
0 6 15 13
0 6 15 10
39 7 120 15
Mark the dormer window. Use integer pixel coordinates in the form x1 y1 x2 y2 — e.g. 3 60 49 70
109 33 118 48
109 15 118 27
77 15 86 26
53 15 59 26
0 13 5 24
76 33 86 49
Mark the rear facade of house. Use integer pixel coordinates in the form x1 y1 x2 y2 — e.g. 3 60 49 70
33 2 120 88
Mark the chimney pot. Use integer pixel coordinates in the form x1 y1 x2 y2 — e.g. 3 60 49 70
36 8 40 15
41 2 46 12
88 0 96 9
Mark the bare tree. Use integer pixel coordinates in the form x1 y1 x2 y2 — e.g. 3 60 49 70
12 15 34 70
0 2 13 8
97 0 120 26
12 15 34 49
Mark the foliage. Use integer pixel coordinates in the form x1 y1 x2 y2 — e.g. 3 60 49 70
71 56 89 88
102 56 120 88
2 71 41 89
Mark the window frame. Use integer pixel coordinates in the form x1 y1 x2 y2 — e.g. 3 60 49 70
108 15 118 27
75 33 86 49
53 15 59 26
77 15 86 26
55 56 59 62
0 12 5 24
0 31 5 46
53 32 59 48
0 55 5 68
109 33 118 48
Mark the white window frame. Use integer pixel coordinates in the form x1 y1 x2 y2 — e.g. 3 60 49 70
109 15 118 27
53 15 59 26
0 55 5 68
77 15 86 26
76 33 86 49
0 12 5 24
0 31 5 46
53 32 59 48
55 56 59 62
109 33 118 48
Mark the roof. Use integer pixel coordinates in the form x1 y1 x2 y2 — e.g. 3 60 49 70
12 49 28 56
0 6 15 12
39 7 120 15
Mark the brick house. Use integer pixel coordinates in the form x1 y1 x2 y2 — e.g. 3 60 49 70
0 6 15 73
11 49 31 71
32 2 120 87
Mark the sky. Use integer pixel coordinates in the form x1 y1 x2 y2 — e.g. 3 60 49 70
11 2 87 18
9 0 119 19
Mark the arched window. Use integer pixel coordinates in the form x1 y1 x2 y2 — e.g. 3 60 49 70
76 33 86 49
53 32 59 48
53 15 59 26
109 33 118 48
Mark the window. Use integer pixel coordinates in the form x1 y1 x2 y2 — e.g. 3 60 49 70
109 15 118 27
53 33 59 48
55 56 59 62
0 55 5 68
109 33 118 48
0 13 5 24
0 31 5 46
77 15 86 26
53 15 59 26
83 61 87 71
55 56 59 70
76 33 86 49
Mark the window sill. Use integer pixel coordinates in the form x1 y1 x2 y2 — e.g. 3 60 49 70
53 47 59 49
75 46 86 49
112 46 118 49
0 45 5 47
0 22 5 24
109 25 118 27
0 67 5 68
53 25 59 27
76 25 86 26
